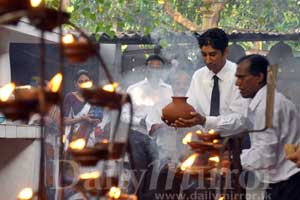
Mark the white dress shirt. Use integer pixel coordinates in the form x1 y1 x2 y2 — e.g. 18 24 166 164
241 86 300 183
186 60 250 136
122 78 173 134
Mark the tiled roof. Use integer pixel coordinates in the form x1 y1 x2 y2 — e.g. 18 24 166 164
97 31 300 44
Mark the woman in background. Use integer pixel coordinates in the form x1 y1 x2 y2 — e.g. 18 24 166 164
63 69 103 147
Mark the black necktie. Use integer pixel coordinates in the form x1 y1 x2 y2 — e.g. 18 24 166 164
210 75 220 116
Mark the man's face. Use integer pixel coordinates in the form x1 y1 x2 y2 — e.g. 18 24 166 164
147 59 162 69
146 59 163 83
201 45 227 73
235 60 262 98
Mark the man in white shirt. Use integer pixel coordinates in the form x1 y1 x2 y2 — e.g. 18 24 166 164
124 55 173 134
124 55 173 198
173 28 249 137
235 54 300 200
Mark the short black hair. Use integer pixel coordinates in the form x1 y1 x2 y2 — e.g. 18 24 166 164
198 28 228 54
75 69 91 82
145 54 165 65
237 54 269 84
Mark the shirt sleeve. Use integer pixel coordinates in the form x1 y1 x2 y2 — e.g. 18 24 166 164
240 109 280 170
186 74 199 110
121 87 147 126
205 113 252 137
205 82 250 136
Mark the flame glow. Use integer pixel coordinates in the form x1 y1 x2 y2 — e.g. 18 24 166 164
209 156 220 163
80 81 93 88
30 0 42 7
69 139 86 150
0 83 15 101
182 132 193 145
180 153 198 171
48 73 62 92
208 129 215 134
102 139 109 144
62 34 75 44
218 197 225 200
102 82 118 92
18 187 33 200
108 187 121 199
213 139 219 144
195 130 202 135
79 171 100 179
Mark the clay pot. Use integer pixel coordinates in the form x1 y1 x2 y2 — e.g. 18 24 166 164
162 96 196 123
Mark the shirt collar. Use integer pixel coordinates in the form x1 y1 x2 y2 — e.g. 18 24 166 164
249 85 267 111
208 60 230 81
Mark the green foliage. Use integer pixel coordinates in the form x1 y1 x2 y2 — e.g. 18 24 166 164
220 0 300 33
46 0 300 40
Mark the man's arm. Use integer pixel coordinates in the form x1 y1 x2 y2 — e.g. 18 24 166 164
241 126 278 170
241 105 280 170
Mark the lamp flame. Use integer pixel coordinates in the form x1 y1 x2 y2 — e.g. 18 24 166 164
69 138 86 150
213 139 219 144
182 132 193 145
108 186 121 199
62 34 75 44
208 129 215 134
18 187 33 200
218 196 225 200
48 73 62 92
79 171 100 179
195 130 202 135
180 153 198 171
102 83 118 92
102 139 109 144
0 83 15 102
30 0 42 7
209 156 220 163
80 81 93 88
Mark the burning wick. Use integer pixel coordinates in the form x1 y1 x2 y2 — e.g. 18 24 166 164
208 129 215 134
69 138 86 150
79 171 100 180
195 130 202 135
213 139 219 144
180 153 198 171
101 139 109 144
102 83 118 92
108 187 121 199
48 73 62 92
218 196 225 200
0 83 15 102
30 0 42 7
62 34 75 44
209 156 220 163
80 81 93 88
182 132 193 144
18 187 33 200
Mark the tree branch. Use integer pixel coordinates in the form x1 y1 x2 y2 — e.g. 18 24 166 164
163 1 201 32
